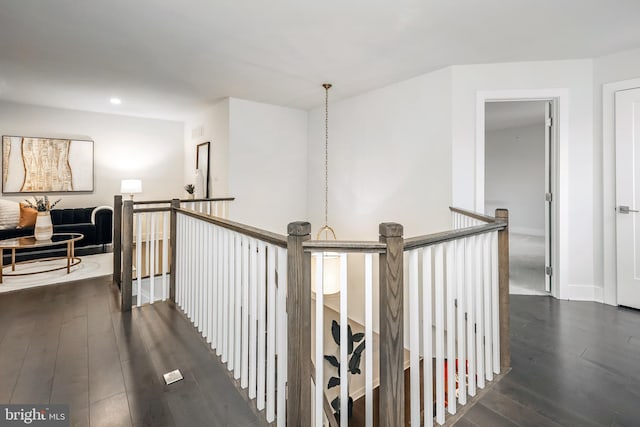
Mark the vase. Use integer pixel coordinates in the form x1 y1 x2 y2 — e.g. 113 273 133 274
35 212 53 240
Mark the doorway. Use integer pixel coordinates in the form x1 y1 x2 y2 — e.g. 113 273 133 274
484 100 555 295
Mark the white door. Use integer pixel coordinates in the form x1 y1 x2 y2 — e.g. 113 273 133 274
544 101 553 293
616 87 640 309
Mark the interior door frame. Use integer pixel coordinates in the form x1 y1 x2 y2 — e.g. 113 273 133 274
475 89 569 300
603 78 640 306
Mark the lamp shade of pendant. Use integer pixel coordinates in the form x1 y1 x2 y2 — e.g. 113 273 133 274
311 252 341 295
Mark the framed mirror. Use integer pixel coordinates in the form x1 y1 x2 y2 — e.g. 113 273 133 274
196 141 210 198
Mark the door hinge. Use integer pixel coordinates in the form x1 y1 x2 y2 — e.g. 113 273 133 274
545 192 553 202
546 117 553 127
546 266 553 276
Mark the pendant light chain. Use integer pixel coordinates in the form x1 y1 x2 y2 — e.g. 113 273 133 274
324 83 330 233
317 83 335 240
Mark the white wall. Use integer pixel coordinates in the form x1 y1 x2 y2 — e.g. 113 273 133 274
228 98 308 234
183 99 230 197
306 68 453 240
0 100 184 207
485 122 545 236
593 48 640 305
450 60 595 301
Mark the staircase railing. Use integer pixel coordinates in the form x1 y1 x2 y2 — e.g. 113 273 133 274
113 195 235 308
287 208 509 427
112 196 509 427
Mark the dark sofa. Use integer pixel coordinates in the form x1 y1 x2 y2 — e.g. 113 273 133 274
0 206 113 263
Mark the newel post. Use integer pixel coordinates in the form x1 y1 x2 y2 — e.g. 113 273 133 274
113 195 123 288
121 199 134 312
169 199 180 304
379 222 404 427
496 209 510 369
286 221 312 426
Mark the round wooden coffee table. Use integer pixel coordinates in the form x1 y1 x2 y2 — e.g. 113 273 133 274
0 233 84 283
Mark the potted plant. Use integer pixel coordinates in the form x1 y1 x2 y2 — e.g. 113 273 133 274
23 195 60 240
324 320 365 421
184 184 195 199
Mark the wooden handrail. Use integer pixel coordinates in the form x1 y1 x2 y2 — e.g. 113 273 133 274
133 207 171 214
175 208 288 248
303 240 387 253
403 222 506 251
132 197 235 205
449 206 496 223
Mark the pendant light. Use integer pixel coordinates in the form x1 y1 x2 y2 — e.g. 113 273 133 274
312 83 341 295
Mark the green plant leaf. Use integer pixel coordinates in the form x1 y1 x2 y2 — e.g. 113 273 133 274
349 351 362 375
331 320 340 346
327 376 340 388
324 355 340 368
347 325 354 354
353 340 365 356
352 332 365 343
331 397 340 412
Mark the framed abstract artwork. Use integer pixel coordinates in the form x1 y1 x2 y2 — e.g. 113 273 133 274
2 135 94 193
196 141 210 198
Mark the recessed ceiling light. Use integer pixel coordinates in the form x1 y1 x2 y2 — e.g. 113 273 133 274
110 97 122 105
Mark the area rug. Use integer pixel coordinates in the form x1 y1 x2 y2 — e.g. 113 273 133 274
0 252 112 293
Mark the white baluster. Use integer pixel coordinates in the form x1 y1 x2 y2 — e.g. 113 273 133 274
475 235 485 389
466 236 476 396
222 229 230 362
422 247 433 427
149 213 156 304
136 213 142 307
249 238 258 399
409 249 420 426
446 241 456 415
234 232 243 378
228 232 236 371
162 211 169 301
455 239 466 405
483 233 493 381
339 253 348 427
266 245 277 422
315 253 324 427
364 253 373 427
217 227 224 356
434 243 445 425
241 235 250 389
276 247 287 427
257 241 266 410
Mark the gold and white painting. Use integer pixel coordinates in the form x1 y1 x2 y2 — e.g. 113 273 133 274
2 136 94 193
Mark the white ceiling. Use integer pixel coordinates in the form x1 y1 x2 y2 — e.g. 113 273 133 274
1 0 640 121
485 101 547 132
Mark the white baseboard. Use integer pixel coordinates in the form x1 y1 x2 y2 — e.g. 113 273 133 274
564 283 604 303
510 226 544 237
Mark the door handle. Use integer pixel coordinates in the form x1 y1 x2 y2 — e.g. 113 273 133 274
619 205 640 214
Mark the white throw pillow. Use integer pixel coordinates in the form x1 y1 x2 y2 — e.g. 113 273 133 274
0 199 20 230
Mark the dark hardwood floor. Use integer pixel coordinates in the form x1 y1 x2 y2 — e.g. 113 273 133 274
0 276 260 427
455 296 640 427
2 278 640 426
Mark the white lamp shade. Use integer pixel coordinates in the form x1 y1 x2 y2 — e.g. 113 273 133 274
311 252 341 295
121 179 142 194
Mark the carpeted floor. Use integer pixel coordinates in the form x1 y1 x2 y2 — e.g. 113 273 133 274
509 233 547 295
0 252 112 294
